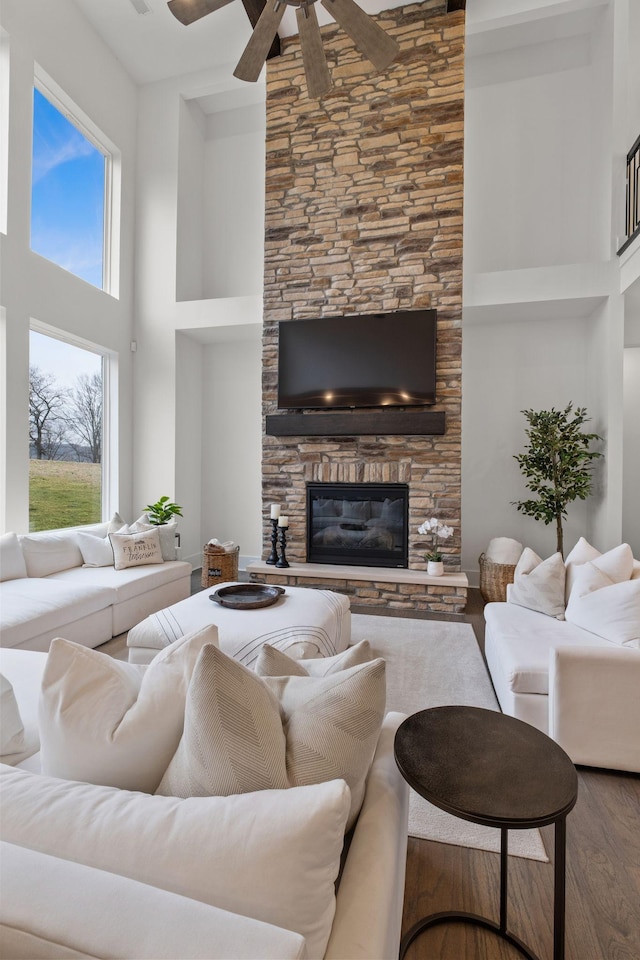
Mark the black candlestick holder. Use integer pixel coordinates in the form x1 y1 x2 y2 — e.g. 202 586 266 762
266 518 279 565
275 526 290 568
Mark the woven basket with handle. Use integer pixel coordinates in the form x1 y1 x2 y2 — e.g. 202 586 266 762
478 553 517 603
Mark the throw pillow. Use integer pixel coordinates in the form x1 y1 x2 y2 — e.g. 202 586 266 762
0 532 27 582
0 765 350 960
564 537 602 601
157 644 385 831
19 532 83 577
134 518 178 561
0 674 25 755
589 543 634 584
564 563 640 648
39 625 219 793
156 643 288 798
77 531 114 568
265 660 385 830
255 639 373 678
509 548 566 619
109 528 163 570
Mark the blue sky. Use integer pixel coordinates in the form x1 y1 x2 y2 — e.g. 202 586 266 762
30 87 105 289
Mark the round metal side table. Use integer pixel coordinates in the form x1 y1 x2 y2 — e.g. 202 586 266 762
394 706 578 960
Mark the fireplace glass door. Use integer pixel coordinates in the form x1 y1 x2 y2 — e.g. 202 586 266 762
307 482 408 568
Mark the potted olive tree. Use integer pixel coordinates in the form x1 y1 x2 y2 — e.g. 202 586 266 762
512 404 602 557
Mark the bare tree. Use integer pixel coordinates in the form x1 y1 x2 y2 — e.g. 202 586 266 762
67 371 102 463
29 366 69 460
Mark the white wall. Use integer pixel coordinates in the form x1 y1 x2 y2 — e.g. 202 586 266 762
622 347 640 556
460 0 632 582
175 332 204 565
203 104 266 299
200 332 263 566
176 98 206 303
133 68 265 565
464 27 608 275
0 0 137 532
461 312 599 566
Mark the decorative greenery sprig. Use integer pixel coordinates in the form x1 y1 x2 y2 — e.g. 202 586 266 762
144 496 183 526
512 404 602 557
418 517 454 562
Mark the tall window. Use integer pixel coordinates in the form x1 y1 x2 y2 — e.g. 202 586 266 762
29 330 104 532
30 84 108 289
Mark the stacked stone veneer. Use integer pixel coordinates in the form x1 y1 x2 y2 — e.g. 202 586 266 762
261 0 464 608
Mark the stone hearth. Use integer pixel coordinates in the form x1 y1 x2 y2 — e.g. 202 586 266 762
248 561 468 614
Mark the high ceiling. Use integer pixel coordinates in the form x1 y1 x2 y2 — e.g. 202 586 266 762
73 0 409 86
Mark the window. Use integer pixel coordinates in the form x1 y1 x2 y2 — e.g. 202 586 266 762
29 329 107 532
30 79 111 290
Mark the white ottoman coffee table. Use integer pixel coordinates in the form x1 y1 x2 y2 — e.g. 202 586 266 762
126 582 351 666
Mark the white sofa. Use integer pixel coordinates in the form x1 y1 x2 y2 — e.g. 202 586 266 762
484 540 640 773
0 646 410 960
0 526 192 652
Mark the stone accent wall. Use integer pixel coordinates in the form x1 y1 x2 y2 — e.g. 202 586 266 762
262 0 464 572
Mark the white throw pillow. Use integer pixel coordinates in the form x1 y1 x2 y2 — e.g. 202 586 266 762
0 533 27 582
589 543 634 584
0 765 349 960
0 675 25 755
19 532 83 577
564 537 602 601
109 528 163 570
39 626 219 792
265 661 385 830
133 517 178 561
565 563 640 648
509 548 566 619
77 531 114 567
156 644 289 798
158 644 385 831
255 639 373 678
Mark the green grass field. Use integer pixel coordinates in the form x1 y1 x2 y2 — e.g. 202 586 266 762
29 460 102 532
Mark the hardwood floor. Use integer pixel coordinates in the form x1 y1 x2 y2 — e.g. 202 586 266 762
369 588 640 960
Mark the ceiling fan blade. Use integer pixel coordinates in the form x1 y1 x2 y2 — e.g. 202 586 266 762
321 0 399 71
167 0 234 26
234 0 287 82
296 4 332 98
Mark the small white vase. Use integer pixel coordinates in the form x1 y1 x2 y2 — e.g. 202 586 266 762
427 560 444 577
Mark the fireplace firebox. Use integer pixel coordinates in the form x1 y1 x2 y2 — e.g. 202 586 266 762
307 482 409 568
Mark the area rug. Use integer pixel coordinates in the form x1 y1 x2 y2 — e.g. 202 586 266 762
351 614 549 862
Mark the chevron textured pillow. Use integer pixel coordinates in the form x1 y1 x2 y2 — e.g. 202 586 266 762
157 643 385 831
255 639 373 678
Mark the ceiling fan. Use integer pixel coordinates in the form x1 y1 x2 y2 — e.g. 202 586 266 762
167 0 400 98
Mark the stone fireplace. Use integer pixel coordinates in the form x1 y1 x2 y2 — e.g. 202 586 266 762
253 0 466 611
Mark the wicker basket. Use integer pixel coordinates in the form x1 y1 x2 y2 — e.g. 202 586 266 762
201 544 240 589
478 553 517 603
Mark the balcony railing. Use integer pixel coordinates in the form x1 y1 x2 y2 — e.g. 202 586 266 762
618 133 640 255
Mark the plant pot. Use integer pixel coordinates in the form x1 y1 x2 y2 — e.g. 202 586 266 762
427 560 444 577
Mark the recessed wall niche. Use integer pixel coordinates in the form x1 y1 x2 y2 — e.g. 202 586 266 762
175 93 266 302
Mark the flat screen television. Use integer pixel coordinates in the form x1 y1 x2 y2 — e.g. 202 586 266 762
277 310 437 410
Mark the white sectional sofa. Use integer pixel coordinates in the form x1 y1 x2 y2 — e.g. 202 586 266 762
0 643 410 960
484 539 640 773
0 526 192 652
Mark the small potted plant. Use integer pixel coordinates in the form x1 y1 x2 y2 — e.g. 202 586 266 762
418 517 454 576
144 496 183 525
